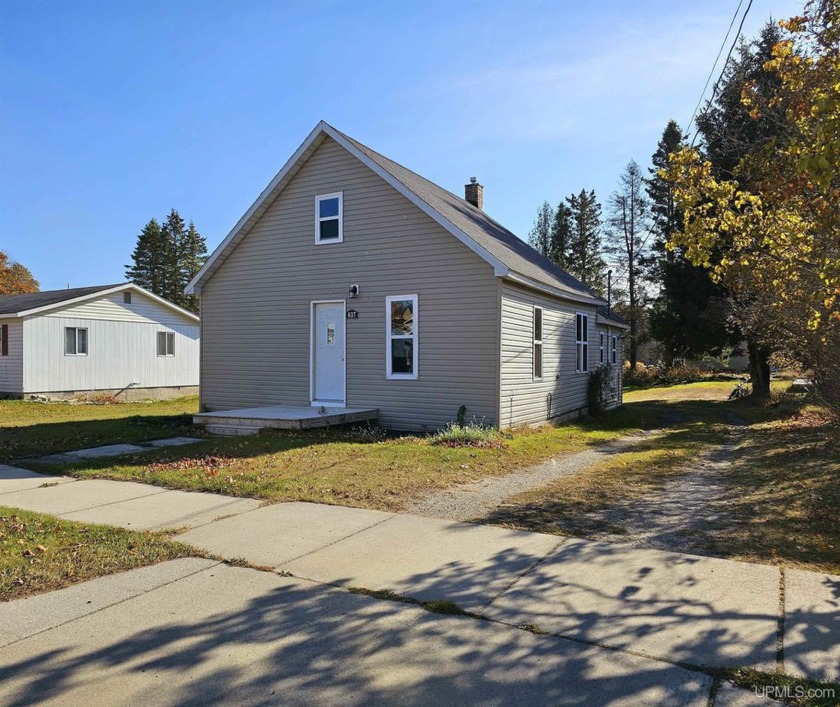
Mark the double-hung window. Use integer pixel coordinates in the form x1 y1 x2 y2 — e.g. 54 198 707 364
315 193 343 244
65 327 88 356
1 324 8 356
533 306 543 380
386 295 417 379
599 333 605 364
612 335 618 365
575 313 588 373
157 332 175 356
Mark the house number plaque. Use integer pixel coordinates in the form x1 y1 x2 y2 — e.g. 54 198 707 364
346 310 359 319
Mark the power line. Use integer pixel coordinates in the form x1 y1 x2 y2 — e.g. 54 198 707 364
686 0 754 145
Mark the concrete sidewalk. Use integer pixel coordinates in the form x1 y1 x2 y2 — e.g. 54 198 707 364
1 466 838 698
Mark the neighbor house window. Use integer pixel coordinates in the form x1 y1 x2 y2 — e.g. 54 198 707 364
386 295 417 379
612 335 618 365
1 325 8 356
157 332 175 356
533 306 543 380
123 291 132 304
65 327 88 356
575 313 588 373
315 192 343 244
599 333 605 364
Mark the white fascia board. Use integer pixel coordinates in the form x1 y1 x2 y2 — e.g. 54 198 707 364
504 272 606 308
186 122 330 294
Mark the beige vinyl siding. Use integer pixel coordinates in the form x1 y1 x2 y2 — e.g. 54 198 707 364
22 316 199 393
0 318 23 394
200 136 500 430
41 290 194 327
499 281 599 427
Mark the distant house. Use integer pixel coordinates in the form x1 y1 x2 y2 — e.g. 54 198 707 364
187 121 628 431
0 283 199 400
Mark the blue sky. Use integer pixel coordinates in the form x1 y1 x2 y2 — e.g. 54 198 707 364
1 0 801 291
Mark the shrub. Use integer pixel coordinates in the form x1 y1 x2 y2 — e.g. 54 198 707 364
624 363 709 389
429 422 505 449
587 364 614 417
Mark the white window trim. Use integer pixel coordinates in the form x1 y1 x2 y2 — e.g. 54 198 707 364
533 305 543 381
315 192 343 245
386 294 418 380
575 313 589 373
599 332 605 364
64 327 88 357
157 331 175 357
612 335 618 365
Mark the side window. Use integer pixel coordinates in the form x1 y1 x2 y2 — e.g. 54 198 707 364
123 291 132 304
575 313 588 373
315 193 343 244
533 306 543 380
157 332 175 356
386 295 417 379
612 335 618 364
1 324 7 356
65 327 88 356
599 332 604 364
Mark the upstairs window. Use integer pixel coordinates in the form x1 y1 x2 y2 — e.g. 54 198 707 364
533 306 543 380
123 291 132 304
315 193 343 244
157 332 175 356
65 327 88 356
575 313 588 373
386 295 417 379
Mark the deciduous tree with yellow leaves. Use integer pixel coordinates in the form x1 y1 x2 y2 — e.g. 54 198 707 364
666 0 839 413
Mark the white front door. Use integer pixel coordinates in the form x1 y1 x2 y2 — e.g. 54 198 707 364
312 301 345 404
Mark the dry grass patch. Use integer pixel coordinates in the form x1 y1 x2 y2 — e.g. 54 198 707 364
0 507 197 601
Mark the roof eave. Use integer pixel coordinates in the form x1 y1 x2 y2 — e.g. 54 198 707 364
504 272 607 307
596 313 630 330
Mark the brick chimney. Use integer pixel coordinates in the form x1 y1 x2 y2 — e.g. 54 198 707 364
464 177 483 210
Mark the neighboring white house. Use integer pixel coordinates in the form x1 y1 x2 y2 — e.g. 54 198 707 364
187 121 628 431
0 283 199 400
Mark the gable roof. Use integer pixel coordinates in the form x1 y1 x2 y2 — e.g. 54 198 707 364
187 121 606 306
0 283 200 322
596 305 630 330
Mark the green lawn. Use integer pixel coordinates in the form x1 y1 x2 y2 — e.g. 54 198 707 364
0 396 201 463
0 507 198 601
15 400 667 512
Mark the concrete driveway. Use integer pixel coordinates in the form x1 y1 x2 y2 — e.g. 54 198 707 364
1 466 838 705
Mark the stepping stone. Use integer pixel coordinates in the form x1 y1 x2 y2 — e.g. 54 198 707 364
65 443 149 459
144 437 203 448
784 568 840 683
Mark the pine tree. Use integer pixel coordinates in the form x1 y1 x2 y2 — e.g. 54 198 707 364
528 202 554 257
605 160 651 370
646 120 736 366
179 221 208 314
161 209 186 306
126 219 166 294
548 202 572 270
566 189 607 294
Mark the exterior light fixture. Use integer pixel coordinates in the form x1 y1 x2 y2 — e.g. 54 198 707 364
349 285 359 299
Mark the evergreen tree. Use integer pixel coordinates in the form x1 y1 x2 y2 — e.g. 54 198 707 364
179 221 208 313
528 202 554 257
646 120 737 365
605 160 651 370
566 189 607 294
161 208 186 305
548 202 572 271
125 219 167 294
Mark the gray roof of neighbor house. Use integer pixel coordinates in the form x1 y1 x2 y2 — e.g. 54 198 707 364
0 285 121 317
188 122 607 305
597 305 630 328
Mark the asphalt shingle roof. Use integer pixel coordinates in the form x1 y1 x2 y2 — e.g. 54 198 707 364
336 128 604 303
0 284 122 317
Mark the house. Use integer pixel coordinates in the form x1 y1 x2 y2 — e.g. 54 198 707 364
187 121 628 431
0 283 199 400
